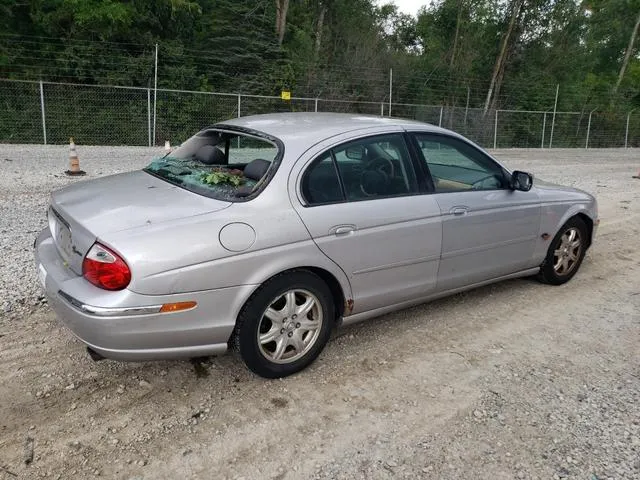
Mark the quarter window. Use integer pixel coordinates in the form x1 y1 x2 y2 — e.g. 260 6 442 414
301 153 345 205
302 134 419 205
414 134 507 192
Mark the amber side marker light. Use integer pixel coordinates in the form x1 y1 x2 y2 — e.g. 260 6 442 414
160 301 197 313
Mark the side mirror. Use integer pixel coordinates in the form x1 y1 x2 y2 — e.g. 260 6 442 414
510 170 533 192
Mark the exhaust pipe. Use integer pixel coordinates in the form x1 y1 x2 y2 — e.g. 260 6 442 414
87 346 105 362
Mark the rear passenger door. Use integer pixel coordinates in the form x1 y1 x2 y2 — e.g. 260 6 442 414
409 132 541 291
291 132 442 315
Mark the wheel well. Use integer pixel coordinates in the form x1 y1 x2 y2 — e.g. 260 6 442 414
302 267 346 322
229 267 347 346
575 213 594 248
257 267 346 322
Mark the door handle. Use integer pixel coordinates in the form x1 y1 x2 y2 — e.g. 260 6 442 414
450 206 469 216
332 225 356 236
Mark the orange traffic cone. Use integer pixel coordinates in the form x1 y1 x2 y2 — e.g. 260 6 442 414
65 137 86 176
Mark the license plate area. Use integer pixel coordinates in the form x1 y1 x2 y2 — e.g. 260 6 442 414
48 208 73 261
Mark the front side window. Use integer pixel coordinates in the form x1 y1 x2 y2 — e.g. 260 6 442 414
302 134 419 205
144 128 279 201
413 134 507 192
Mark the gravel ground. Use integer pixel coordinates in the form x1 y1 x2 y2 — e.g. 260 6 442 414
0 145 639 479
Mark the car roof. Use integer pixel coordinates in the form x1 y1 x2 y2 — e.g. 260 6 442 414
216 112 448 145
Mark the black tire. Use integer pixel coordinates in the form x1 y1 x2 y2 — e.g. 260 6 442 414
537 216 588 285
233 270 334 378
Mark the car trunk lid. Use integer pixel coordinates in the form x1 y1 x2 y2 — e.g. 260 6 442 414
49 170 231 274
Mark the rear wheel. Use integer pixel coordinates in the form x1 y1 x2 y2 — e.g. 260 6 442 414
537 217 588 285
234 271 334 378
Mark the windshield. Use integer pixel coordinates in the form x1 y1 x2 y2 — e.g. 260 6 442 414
144 128 280 201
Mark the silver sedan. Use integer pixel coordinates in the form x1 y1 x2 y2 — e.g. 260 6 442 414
34 113 598 378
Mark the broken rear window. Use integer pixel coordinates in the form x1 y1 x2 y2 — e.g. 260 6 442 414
144 129 279 201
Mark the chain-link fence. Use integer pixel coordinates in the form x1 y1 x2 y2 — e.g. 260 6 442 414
0 80 42 143
45 83 149 145
0 78 638 148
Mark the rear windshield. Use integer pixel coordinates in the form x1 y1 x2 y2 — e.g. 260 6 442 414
144 129 279 201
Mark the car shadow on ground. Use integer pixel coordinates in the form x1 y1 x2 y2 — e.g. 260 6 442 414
78 275 544 387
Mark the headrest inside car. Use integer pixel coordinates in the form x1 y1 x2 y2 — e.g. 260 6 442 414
195 145 225 165
244 159 271 181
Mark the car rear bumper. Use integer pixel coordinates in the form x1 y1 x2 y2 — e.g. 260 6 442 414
34 227 256 361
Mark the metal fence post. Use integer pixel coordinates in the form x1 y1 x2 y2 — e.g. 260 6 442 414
625 109 635 148
39 80 47 145
388 68 392 117
541 112 547 148
147 88 151 147
585 108 596 149
237 95 242 147
493 110 498 149
464 87 471 129
152 43 158 147
438 106 443 127
314 98 318 113
380 102 384 117
464 87 470 128
549 84 559 148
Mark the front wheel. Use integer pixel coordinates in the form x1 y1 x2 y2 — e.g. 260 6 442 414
537 217 588 285
233 271 334 378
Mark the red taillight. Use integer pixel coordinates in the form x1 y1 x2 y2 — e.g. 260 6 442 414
82 243 131 291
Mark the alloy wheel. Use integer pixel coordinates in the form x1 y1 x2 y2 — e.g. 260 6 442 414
553 227 582 276
257 289 323 364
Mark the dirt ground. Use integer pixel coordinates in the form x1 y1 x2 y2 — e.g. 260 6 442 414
0 148 639 480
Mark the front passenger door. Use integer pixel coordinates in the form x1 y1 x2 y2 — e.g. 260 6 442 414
411 133 541 291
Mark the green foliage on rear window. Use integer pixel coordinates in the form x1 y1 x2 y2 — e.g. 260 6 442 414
143 129 278 201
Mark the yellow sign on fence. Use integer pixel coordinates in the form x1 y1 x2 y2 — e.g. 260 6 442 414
281 90 291 101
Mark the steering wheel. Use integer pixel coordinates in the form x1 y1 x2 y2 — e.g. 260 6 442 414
359 156 395 196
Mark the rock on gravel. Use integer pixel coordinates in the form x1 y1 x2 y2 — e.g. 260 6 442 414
23 436 34 465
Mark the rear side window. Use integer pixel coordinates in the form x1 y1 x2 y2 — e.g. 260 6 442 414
302 134 418 206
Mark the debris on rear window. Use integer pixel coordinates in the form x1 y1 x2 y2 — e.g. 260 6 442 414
201 169 245 187
143 128 278 201
145 157 257 200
